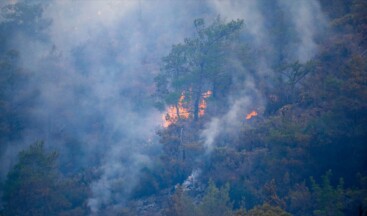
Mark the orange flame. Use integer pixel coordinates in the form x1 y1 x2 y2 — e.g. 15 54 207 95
162 90 212 127
176 94 190 119
162 93 190 127
246 110 258 120
199 90 212 117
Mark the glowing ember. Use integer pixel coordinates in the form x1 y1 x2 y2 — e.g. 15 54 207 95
246 110 258 120
198 101 206 117
202 90 212 99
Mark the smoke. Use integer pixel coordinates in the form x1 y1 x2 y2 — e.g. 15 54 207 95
278 0 327 63
182 169 201 191
0 0 214 213
0 0 327 213
201 80 263 153
209 0 267 46
88 151 151 213
201 0 327 152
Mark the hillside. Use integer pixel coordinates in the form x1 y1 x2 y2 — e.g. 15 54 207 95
0 0 366 215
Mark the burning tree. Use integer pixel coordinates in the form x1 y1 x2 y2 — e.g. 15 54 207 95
154 17 243 121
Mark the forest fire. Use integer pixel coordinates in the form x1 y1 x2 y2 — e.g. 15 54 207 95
246 110 258 120
162 90 212 127
162 93 189 128
199 90 212 117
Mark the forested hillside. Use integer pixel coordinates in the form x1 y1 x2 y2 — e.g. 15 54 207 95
0 0 366 215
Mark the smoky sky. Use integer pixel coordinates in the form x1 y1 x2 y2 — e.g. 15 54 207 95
0 0 327 214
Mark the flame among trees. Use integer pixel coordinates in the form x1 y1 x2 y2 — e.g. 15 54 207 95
155 17 244 126
161 90 258 127
162 90 212 127
156 18 263 127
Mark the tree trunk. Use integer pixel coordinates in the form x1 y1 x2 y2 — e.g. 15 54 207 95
194 62 204 121
175 104 181 120
194 92 200 121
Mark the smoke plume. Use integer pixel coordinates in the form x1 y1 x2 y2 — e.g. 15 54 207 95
0 0 327 213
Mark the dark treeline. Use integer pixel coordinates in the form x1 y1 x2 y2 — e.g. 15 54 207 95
0 0 367 215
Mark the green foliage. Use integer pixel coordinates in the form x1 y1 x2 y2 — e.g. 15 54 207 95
287 183 312 216
310 170 345 216
3 141 59 215
165 186 197 216
166 180 235 216
343 173 367 215
2 141 89 216
154 6 367 212
246 203 292 216
262 179 286 209
197 180 233 216
275 61 314 104
155 17 244 120
0 0 366 215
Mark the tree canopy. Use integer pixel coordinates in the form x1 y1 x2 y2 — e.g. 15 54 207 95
155 17 244 120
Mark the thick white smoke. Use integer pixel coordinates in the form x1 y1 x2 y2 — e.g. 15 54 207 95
0 0 327 214
1 0 211 214
201 0 327 152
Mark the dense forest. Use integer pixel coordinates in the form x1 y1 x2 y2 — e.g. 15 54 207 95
0 0 366 215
